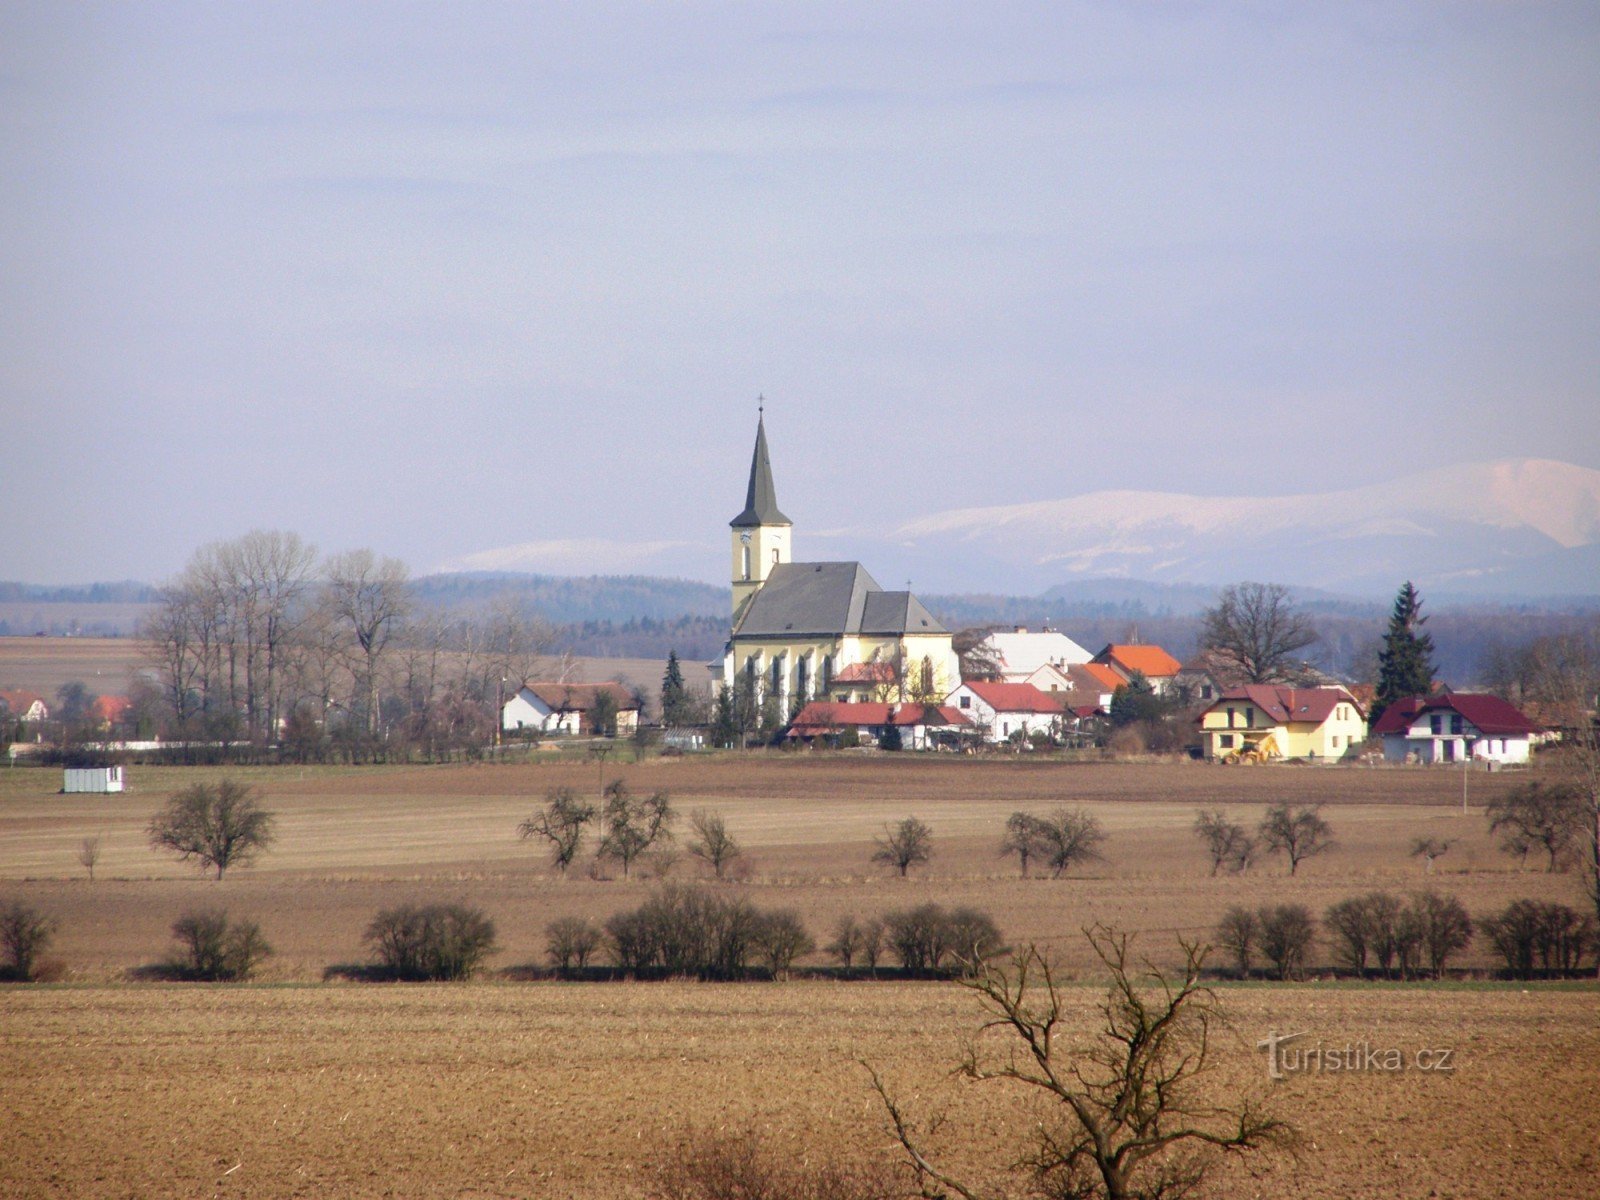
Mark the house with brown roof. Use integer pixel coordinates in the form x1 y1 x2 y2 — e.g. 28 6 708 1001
785 700 971 749
1371 693 1541 765
944 680 1066 744
1024 662 1115 714
1198 685 1367 761
501 682 640 737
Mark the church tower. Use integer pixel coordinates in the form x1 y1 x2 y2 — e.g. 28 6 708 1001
730 413 791 615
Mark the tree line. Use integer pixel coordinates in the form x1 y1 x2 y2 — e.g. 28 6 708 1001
137 530 558 761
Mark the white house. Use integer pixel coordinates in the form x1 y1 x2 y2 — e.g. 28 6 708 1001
0 691 49 724
501 682 641 737
945 680 1065 743
1024 662 1115 713
975 628 1091 682
1372 693 1541 765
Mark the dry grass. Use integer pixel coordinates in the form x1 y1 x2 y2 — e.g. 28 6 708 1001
2 754 1597 1198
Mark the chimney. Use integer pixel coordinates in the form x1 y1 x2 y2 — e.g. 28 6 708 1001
1014 625 1028 634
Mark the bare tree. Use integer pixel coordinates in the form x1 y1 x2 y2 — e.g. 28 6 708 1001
545 915 603 975
872 816 933 877
1257 904 1316 980
827 915 865 972
167 908 272 981
871 928 1294 1200
322 549 412 738
77 836 101 882
1214 906 1259 977
1486 780 1583 872
0 900 56 981
687 809 742 880
1258 803 1334 875
147 779 276 879
518 788 596 873
1193 809 1255 874
1031 808 1108 878
1000 811 1044 877
1200 583 1319 684
1409 836 1453 874
596 782 675 878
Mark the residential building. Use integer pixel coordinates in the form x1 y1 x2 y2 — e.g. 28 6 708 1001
722 416 960 708
0 690 49 724
501 682 641 736
785 701 971 749
972 627 1091 682
1092 644 1184 695
1371 693 1541 765
1198 686 1367 761
945 680 1066 743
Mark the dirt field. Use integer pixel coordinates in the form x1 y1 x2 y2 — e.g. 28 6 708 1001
3 755 1597 1198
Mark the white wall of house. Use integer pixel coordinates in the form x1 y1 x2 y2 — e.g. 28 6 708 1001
1382 722 1532 765
979 630 1091 681
501 690 580 735
945 684 1059 744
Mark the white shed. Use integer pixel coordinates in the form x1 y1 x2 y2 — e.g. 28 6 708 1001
63 766 126 794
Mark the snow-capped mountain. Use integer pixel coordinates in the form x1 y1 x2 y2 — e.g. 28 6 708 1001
810 459 1600 598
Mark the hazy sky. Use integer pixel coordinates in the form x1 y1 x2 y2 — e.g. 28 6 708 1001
6 2 1597 586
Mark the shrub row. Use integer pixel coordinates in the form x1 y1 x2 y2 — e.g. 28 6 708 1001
1216 893 1599 981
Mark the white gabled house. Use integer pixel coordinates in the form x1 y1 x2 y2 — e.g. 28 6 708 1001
501 682 640 737
1371 693 1541 765
974 627 1092 682
945 680 1065 744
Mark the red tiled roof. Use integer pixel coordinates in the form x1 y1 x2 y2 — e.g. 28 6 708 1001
958 681 1065 714
1208 685 1363 725
91 695 132 722
787 701 970 734
521 682 640 712
1371 693 1539 737
1077 663 1124 692
0 690 46 713
1098 644 1182 678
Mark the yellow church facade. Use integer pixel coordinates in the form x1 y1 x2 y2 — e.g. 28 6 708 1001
721 417 959 710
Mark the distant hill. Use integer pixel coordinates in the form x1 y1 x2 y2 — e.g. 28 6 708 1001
410 572 728 623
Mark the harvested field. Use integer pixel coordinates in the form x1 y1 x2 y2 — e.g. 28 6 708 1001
2 754 1597 1198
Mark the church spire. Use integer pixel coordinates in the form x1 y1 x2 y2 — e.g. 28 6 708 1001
729 409 791 528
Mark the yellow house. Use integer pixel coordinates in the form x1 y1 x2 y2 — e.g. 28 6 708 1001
722 416 959 708
1199 685 1367 761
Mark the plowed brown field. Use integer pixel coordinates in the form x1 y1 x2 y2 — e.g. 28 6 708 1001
3 755 1597 1198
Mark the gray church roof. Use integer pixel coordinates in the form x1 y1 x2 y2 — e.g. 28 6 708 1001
733 562 949 638
729 415 791 528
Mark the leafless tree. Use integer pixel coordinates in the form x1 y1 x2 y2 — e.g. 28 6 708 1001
77 836 101 881
870 927 1294 1200
0 901 56 981
687 809 742 880
872 816 933 877
827 915 865 972
147 779 275 879
1032 808 1108 878
1214 906 1259 977
545 915 603 975
1200 583 1319 684
1257 904 1316 980
1487 780 1583 873
1258 803 1334 875
596 782 675 879
167 908 272 980
518 787 596 873
322 549 412 738
1409 836 1453 874
753 909 814 977
1193 809 1255 874
1000 811 1043 877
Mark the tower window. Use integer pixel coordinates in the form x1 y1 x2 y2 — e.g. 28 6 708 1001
741 545 751 580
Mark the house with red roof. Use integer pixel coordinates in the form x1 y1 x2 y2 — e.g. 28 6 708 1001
944 680 1066 744
501 682 641 737
785 700 971 750
0 690 49 724
91 694 133 731
1024 662 1116 715
1092 644 1184 695
1371 692 1541 765
823 661 899 703
1198 685 1367 761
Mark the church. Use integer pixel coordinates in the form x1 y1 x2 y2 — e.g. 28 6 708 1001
721 415 960 709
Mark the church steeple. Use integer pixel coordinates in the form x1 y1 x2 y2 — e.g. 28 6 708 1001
730 408 792 614
730 412 791 529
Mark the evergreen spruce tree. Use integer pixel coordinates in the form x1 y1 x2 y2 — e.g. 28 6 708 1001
1375 581 1436 722
660 651 687 726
